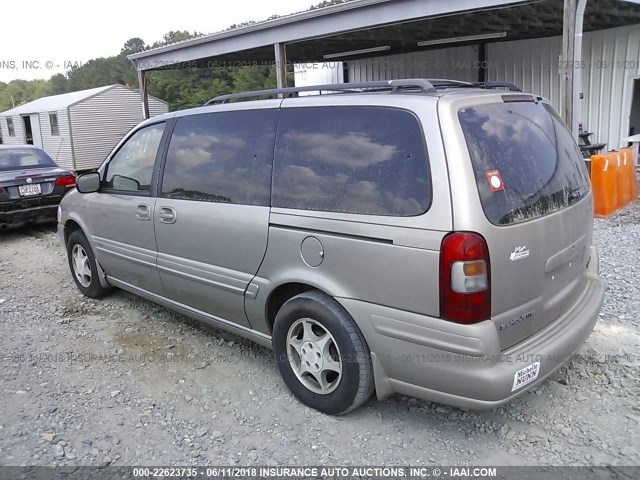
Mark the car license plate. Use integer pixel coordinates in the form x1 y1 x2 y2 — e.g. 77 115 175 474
18 184 42 197
511 361 540 392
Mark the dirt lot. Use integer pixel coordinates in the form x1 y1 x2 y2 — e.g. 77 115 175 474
1 205 639 467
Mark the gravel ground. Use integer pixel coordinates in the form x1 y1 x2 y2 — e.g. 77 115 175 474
1 202 639 467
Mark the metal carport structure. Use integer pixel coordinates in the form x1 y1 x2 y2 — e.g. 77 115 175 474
128 0 640 137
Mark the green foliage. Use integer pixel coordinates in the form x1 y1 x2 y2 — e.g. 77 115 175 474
120 38 146 57
0 79 54 111
310 0 350 9
67 56 138 91
150 31 201 49
0 0 354 112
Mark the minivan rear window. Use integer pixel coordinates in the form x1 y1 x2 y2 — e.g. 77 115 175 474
458 101 590 225
272 106 431 216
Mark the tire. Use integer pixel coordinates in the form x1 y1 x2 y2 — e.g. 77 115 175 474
272 290 374 415
66 230 111 298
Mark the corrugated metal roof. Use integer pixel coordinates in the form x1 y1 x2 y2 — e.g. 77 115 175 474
0 85 115 116
127 0 532 69
127 0 395 59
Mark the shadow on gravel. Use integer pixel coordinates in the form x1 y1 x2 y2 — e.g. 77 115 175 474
0 221 57 241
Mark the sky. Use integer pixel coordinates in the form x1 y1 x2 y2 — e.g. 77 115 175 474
0 0 314 83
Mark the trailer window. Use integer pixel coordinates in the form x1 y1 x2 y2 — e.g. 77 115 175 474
7 118 15 137
49 113 60 136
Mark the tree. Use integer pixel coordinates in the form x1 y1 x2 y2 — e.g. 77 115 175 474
48 74 69 95
66 56 134 91
150 30 201 49
310 0 351 9
120 38 146 57
0 79 48 111
0 0 357 113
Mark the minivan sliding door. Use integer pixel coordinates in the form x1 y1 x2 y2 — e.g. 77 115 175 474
154 108 278 328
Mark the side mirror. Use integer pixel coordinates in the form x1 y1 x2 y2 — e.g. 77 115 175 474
76 172 101 194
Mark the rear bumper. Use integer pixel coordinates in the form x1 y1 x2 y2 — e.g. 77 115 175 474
337 246 605 410
0 204 58 225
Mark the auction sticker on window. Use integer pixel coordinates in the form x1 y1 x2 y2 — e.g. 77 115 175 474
485 170 505 192
511 361 541 391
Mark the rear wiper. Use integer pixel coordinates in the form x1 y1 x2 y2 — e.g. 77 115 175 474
568 185 589 202
497 190 564 224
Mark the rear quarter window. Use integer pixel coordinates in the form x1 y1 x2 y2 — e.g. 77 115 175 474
272 106 432 216
458 101 590 225
161 110 277 206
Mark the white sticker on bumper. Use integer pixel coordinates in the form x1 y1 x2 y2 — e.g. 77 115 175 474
511 361 541 392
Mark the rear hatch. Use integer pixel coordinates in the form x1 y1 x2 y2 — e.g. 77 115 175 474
457 98 593 349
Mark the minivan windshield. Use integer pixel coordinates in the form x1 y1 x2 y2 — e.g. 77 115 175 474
458 101 590 225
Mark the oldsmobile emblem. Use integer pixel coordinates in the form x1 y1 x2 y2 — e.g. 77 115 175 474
500 311 534 331
510 245 529 261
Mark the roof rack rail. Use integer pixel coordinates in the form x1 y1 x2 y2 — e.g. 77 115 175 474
472 81 522 92
203 78 522 105
428 78 475 87
204 79 437 105
426 79 522 92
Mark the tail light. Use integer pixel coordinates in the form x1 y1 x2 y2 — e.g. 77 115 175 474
55 175 76 187
440 232 491 324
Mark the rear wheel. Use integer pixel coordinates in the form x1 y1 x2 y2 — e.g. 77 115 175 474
272 290 374 415
67 230 111 298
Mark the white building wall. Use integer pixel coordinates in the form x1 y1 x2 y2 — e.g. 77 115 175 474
308 25 639 152
487 24 640 150
69 85 168 171
348 46 480 83
294 46 480 89
0 115 26 145
38 109 74 169
294 62 344 93
487 36 563 112
582 25 640 149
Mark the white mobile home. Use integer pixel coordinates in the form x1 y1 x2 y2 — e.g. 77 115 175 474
0 85 168 171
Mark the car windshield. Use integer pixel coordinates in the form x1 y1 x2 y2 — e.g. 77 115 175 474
0 148 57 172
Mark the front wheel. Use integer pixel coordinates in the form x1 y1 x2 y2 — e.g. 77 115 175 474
66 230 111 298
272 290 374 415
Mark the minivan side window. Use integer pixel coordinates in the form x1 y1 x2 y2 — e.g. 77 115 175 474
272 107 432 216
104 123 165 192
161 110 277 206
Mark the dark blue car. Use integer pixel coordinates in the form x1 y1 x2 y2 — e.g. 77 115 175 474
0 145 76 229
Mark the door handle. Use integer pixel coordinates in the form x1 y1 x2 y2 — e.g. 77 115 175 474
159 206 177 224
136 204 151 221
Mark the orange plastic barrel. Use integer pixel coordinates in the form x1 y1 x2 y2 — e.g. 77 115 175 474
591 152 618 218
616 151 631 210
624 148 637 203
